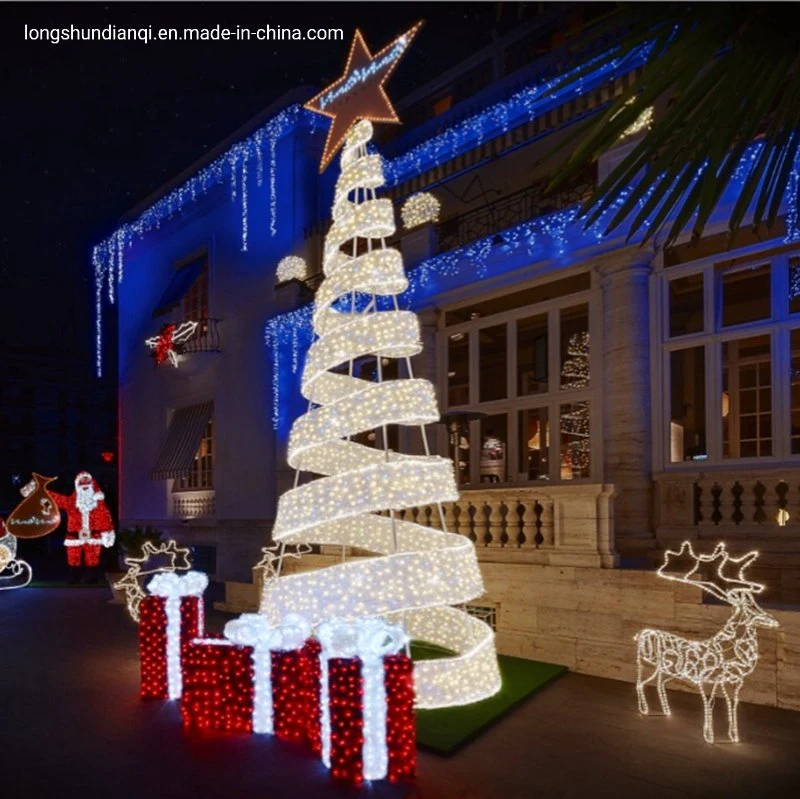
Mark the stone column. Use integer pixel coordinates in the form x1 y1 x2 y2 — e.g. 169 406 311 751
596 246 656 554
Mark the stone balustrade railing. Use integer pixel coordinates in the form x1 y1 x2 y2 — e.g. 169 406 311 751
655 468 800 539
172 491 216 520
387 484 617 568
654 468 800 600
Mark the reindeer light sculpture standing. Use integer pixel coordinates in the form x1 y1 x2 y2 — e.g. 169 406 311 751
635 542 778 743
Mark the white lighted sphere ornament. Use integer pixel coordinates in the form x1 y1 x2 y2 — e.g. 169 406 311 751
401 192 441 230
276 255 308 284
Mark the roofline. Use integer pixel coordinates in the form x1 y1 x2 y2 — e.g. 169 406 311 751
120 85 317 224
119 11 576 225
395 6 568 112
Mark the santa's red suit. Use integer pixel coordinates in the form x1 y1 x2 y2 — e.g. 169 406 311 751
25 472 115 568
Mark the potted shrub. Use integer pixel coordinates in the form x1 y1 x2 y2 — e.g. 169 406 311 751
105 525 163 603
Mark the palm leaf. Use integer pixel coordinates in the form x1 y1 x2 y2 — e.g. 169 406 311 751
546 4 800 247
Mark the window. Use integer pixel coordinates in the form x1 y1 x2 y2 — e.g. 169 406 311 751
790 258 800 315
447 333 469 406
183 262 209 322
791 329 800 454
722 335 772 458
560 401 590 479
720 263 770 326
480 414 508 483
518 407 549 480
152 253 208 319
517 314 548 395
662 250 800 466
669 347 707 462
560 305 590 389
441 271 594 485
479 325 507 402
669 273 704 337
175 418 214 491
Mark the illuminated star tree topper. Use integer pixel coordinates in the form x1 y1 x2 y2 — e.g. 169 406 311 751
304 22 422 171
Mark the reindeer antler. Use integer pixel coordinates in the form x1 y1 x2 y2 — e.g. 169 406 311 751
717 549 764 595
657 541 764 602
256 541 311 590
116 539 193 622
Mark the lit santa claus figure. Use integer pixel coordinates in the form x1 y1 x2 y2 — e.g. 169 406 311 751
22 471 115 583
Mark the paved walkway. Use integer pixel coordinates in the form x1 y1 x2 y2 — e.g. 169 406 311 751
2 587 799 798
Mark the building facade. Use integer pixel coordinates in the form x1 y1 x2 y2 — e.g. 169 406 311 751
100 14 800 621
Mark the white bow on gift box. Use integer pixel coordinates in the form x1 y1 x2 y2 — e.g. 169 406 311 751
224 612 311 734
316 618 408 782
147 570 208 700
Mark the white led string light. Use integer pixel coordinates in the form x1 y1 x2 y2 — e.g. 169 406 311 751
400 192 441 229
241 156 249 252
276 255 308 284
635 541 779 743
261 120 501 710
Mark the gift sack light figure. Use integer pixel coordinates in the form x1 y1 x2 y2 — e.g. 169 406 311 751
635 542 778 743
6 473 61 539
21 471 116 580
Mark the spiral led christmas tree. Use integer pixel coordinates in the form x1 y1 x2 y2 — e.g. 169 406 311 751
263 120 501 709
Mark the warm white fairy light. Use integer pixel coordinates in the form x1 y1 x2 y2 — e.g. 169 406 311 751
401 192 441 230
0 530 32 591
635 541 779 743
115 539 192 623
147 570 208 700
617 100 654 141
276 255 308 284
261 120 501 710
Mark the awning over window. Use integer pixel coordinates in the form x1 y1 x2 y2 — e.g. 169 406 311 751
152 258 205 318
150 400 214 480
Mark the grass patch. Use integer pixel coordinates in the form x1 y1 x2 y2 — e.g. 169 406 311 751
28 581 105 588
411 642 565 754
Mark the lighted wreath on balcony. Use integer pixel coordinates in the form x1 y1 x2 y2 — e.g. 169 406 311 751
145 321 199 367
276 255 308 285
400 192 441 230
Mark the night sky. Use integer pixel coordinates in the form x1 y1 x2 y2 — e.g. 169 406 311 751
1 1 537 370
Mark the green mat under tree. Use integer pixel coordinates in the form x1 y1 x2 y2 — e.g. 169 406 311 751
412 642 565 754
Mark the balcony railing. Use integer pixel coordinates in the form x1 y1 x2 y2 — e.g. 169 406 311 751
435 176 595 253
182 318 222 355
299 172 596 290
655 468 800 537
394 483 617 568
172 490 215 519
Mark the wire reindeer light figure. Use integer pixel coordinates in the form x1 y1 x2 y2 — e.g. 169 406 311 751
635 541 779 743
115 540 192 622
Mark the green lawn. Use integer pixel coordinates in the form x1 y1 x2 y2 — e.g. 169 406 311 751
412 642 565 754
28 581 105 588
